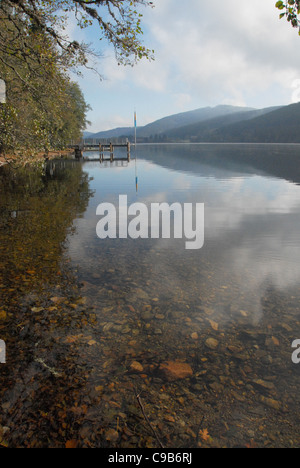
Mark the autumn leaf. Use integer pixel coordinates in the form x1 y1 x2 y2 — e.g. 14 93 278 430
164 415 175 423
245 439 257 448
199 428 210 441
65 440 78 448
50 296 66 304
88 340 97 346
31 307 44 313
0 310 7 320
0 425 9 448
208 319 219 331
272 336 280 346
65 335 82 344
105 428 119 442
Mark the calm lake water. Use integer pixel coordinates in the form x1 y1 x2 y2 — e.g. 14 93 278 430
0 144 300 448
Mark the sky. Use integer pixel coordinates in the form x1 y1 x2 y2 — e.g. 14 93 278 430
67 0 300 132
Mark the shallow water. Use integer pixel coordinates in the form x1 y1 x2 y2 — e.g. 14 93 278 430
0 144 300 448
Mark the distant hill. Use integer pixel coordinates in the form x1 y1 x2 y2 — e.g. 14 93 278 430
164 106 281 142
210 102 300 143
84 102 300 143
83 131 95 138
84 105 254 141
83 127 136 140
137 105 254 138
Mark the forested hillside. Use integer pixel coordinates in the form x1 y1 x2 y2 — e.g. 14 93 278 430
0 4 90 156
87 103 299 144
211 102 300 143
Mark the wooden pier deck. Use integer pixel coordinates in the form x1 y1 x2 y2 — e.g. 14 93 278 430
73 141 131 162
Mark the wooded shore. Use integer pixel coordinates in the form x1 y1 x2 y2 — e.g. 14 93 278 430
0 149 75 167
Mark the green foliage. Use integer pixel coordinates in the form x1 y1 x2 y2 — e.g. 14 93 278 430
1 0 154 70
0 3 91 155
275 0 300 32
0 0 153 156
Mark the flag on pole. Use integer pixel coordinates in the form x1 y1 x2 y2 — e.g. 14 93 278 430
134 111 137 128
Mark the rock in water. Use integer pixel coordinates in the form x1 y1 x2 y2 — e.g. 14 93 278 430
159 361 193 381
205 338 219 350
130 361 144 373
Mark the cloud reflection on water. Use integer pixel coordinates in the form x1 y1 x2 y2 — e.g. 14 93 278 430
68 145 300 326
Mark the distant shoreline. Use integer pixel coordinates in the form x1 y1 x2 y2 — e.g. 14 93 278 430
133 141 300 145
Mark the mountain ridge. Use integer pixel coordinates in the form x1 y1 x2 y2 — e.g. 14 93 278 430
210 102 300 143
84 105 254 140
164 106 282 142
83 102 300 143
137 105 254 138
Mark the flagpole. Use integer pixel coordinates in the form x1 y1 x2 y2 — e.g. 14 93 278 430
134 109 137 147
134 110 138 193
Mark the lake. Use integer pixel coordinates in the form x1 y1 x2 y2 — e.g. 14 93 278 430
0 143 300 448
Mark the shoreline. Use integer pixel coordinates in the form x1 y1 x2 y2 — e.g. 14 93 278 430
0 148 74 167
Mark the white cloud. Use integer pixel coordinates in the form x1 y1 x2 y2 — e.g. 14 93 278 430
140 0 300 107
73 0 300 130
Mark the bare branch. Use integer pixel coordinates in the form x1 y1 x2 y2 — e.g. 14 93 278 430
135 388 165 449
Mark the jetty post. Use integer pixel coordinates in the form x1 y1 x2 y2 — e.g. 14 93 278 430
127 141 131 161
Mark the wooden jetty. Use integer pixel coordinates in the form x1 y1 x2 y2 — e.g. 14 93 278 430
73 140 131 162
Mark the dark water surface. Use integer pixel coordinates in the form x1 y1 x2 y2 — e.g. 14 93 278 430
0 144 300 448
